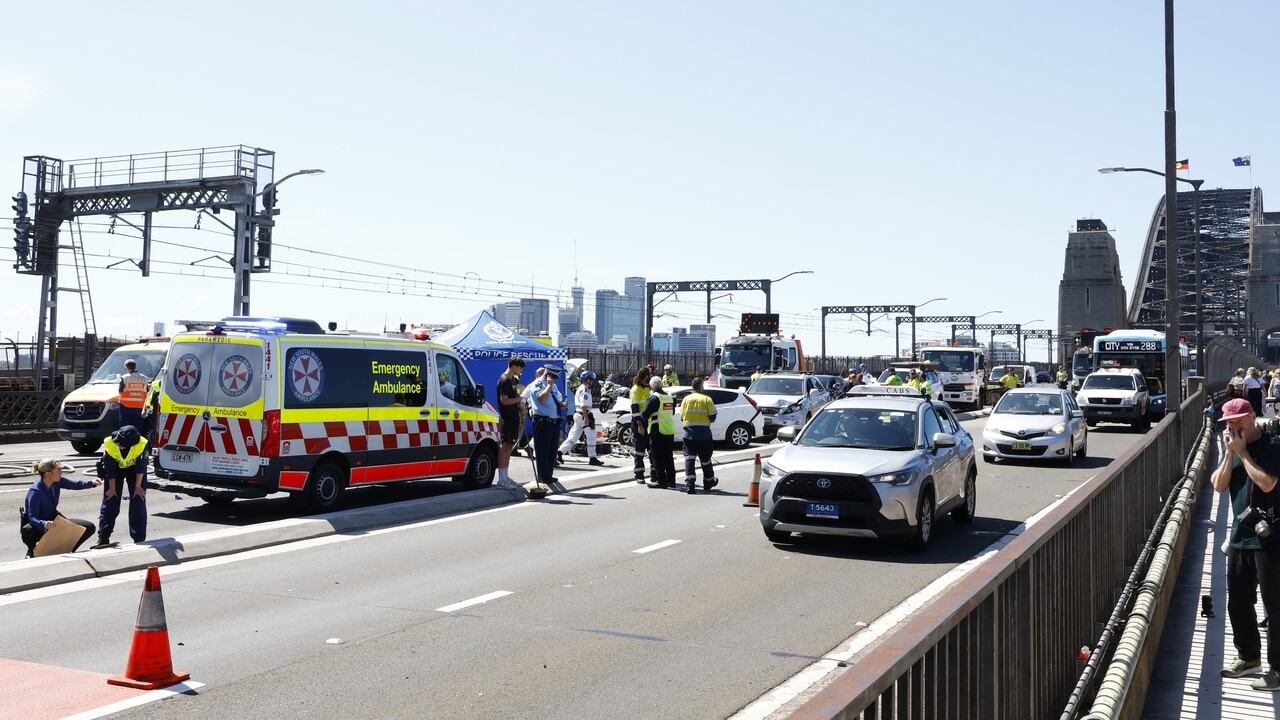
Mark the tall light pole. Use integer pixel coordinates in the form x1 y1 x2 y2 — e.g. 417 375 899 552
953 310 1001 345
766 270 814 314
1161 0 1181 412
233 168 325 315
909 297 947 360
1018 319 1043 362
1098 167 1203 373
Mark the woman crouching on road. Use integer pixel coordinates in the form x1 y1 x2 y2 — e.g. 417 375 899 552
20 458 101 558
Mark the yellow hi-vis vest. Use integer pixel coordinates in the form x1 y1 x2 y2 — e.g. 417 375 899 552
104 436 148 470
648 392 675 435
680 393 716 427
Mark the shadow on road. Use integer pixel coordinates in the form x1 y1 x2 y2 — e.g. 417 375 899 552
767 514 1026 565
155 479 473 527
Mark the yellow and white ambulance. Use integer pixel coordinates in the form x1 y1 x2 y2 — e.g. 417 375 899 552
152 317 501 512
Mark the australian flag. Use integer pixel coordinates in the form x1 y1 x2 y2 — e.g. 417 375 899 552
1233 155 1252 167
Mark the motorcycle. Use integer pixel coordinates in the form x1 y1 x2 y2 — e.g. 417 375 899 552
597 377 630 412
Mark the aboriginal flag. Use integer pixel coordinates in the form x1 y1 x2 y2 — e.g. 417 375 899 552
1174 159 1189 171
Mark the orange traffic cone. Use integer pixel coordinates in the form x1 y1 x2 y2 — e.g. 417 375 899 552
108 566 191 690
743 453 762 507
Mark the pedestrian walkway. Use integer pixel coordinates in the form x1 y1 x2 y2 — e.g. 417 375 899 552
1142 470 1280 718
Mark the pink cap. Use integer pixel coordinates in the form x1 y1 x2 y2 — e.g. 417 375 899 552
1221 398 1255 420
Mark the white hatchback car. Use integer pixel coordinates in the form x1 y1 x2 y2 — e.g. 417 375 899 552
981 387 1087 465
604 386 764 449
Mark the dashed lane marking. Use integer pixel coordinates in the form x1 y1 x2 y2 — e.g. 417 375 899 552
435 590 514 613
633 539 681 554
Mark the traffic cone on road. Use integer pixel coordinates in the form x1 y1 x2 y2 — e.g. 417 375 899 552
743 453 762 507
108 566 191 690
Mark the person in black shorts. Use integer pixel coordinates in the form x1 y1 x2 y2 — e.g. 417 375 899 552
495 356 527 489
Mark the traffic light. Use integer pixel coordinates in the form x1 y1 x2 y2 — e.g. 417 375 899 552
11 191 28 216
14 216 31 261
254 225 273 267
261 185 279 216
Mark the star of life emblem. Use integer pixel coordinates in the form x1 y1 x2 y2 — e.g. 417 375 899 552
288 349 325 403
171 354 202 395
219 355 253 398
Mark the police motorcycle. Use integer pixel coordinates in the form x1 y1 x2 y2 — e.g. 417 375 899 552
597 374 631 412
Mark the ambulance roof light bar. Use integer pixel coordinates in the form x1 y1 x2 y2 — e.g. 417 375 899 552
214 317 326 334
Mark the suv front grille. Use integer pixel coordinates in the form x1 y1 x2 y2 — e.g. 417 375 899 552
775 473 879 504
760 407 780 416
1088 397 1122 406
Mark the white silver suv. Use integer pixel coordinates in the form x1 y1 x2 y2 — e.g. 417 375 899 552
747 373 831 435
1076 368 1151 430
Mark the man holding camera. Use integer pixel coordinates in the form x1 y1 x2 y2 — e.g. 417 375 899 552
1213 397 1280 690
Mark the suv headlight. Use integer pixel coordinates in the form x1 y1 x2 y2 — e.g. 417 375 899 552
761 461 785 481
1119 396 1134 406
1050 422 1066 435
867 465 922 486
783 401 803 415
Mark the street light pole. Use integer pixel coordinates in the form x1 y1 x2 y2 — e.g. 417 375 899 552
910 297 946 360
1017 319 1043 362
1162 0 1181 412
232 168 325 316
766 270 813 314
1099 163 1199 394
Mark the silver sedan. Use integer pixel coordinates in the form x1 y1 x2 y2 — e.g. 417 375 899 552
981 388 1087 465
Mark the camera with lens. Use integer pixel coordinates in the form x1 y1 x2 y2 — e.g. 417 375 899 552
1238 506 1276 540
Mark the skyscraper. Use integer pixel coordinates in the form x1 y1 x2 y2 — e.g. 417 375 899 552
491 301 521 327
519 298 550 335
595 289 621 341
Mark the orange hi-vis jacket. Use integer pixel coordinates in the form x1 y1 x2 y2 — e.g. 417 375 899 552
119 372 150 409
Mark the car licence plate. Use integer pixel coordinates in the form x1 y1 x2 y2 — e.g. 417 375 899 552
71 432 86 439
806 502 839 519
1011 442 1032 451
1096 410 1113 416
170 452 194 464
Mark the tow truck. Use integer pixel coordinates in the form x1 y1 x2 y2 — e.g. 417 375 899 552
713 313 806 390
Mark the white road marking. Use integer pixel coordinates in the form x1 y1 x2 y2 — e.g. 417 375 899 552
60 681 206 719
435 590 513 613
632 539 680 554
730 485 1087 720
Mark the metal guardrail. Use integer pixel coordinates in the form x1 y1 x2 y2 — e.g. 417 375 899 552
789 390 1204 719
1075 392 1216 720
62 145 265 190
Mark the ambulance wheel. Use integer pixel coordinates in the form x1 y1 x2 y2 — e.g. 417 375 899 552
460 446 496 490
71 440 101 455
304 460 347 512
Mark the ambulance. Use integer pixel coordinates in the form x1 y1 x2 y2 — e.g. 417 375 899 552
151 317 501 512
58 338 170 454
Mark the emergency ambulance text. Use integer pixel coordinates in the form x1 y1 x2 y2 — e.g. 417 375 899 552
371 359 423 395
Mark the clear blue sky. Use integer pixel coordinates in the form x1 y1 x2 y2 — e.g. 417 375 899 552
0 2 1273 358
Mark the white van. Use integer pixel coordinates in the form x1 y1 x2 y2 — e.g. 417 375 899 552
152 317 501 511
989 365 1036 388
58 338 170 454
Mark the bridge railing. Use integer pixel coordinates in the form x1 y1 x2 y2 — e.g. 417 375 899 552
789 389 1205 720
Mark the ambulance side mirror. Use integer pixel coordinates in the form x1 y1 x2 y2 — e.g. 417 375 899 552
471 384 486 408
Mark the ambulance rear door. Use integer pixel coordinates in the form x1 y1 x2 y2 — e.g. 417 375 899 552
158 335 265 479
